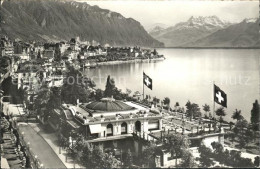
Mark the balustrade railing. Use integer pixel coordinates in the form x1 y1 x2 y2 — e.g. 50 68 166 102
16 127 44 168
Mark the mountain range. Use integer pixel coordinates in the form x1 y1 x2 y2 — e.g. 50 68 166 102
149 16 260 48
0 0 164 47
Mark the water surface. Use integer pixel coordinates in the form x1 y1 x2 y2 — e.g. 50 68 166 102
84 49 260 121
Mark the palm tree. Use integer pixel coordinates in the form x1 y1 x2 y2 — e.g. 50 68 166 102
202 104 210 118
215 107 226 123
175 102 180 112
232 109 244 122
185 101 201 121
163 97 170 110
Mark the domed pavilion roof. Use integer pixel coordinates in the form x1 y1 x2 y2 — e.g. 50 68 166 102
85 98 135 112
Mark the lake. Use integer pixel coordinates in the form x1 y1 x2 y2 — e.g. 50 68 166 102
84 48 260 121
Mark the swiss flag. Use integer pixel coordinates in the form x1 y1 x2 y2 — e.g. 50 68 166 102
214 85 227 108
143 72 152 90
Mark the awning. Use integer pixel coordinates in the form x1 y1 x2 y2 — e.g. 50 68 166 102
1 157 10 168
89 124 103 134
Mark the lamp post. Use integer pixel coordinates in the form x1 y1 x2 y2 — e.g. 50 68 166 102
59 136 61 154
34 155 38 168
70 131 75 169
59 119 62 154
0 91 3 111
120 149 123 166
65 148 67 162
27 142 30 149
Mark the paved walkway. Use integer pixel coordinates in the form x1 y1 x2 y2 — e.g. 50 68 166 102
18 123 66 168
5 103 84 168
29 123 84 168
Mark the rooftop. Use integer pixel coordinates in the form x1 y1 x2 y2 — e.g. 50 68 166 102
84 98 135 112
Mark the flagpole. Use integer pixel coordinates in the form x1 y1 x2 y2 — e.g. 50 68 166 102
213 81 215 119
143 72 145 101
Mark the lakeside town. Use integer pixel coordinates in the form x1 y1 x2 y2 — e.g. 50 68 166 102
0 34 259 168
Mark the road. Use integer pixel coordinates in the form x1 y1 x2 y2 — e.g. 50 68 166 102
18 123 67 168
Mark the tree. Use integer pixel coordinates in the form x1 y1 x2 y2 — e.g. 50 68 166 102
80 143 93 168
163 97 170 110
0 56 10 74
233 119 249 148
61 66 91 104
202 104 210 118
175 102 180 111
79 145 120 169
37 50 41 59
251 100 260 131
211 141 224 155
179 150 196 167
49 87 62 109
232 109 244 121
211 141 225 163
17 87 26 103
126 88 132 96
185 101 201 121
153 49 158 55
254 156 260 167
215 107 226 122
103 152 121 168
244 128 253 146
91 145 104 169
104 75 115 97
163 134 190 166
94 89 103 101
141 143 160 167
54 43 61 61
163 97 171 105
197 144 214 167
34 86 52 119
153 97 158 106
124 149 133 167
163 97 170 106
229 150 242 167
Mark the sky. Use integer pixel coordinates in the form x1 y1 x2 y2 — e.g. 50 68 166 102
77 0 259 30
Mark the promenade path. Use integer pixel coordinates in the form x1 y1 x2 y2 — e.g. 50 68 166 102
29 123 84 168
4 103 83 168
18 123 67 168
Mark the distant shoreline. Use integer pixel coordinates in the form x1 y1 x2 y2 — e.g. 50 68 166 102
96 57 165 66
157 47 260 49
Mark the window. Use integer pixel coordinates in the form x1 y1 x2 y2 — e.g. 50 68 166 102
121 122 127 134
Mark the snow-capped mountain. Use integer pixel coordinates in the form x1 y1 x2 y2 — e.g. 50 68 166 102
173 16 232 31
150 16 233 47
243 18 258 23
183 18 259 47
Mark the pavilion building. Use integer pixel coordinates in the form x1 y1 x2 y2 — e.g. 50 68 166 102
49 97 162 153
